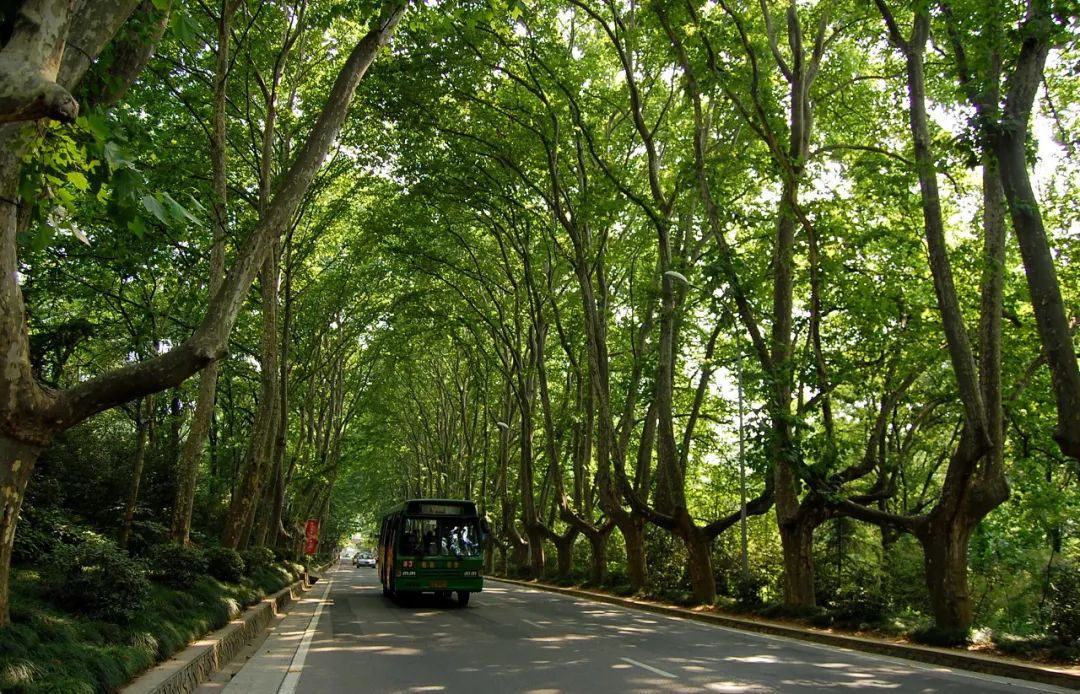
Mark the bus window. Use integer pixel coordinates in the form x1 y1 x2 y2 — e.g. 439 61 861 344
444 521 481 557
400 517 481 557
401 530 418 555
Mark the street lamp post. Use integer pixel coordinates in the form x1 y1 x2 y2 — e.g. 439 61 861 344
738 338 749 582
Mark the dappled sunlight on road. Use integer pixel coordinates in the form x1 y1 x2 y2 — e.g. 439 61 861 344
274 573 1066 694
703 682 773 693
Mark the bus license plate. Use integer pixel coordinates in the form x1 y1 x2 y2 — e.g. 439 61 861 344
430 580 447 588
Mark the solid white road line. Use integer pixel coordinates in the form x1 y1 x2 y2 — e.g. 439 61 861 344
278 577 334 694
620 657 678 679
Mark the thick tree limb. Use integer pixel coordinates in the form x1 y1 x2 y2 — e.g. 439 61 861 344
0 0 78 123
46 1 408 430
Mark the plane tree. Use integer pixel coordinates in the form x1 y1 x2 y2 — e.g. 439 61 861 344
0 0 406 625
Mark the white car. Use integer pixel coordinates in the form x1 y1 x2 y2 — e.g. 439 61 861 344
353 552 375 568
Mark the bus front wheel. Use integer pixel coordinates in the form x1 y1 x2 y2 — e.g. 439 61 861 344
457 591 470 607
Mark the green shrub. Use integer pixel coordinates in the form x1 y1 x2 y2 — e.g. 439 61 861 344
911 625 971 647
735 575 766 607
12 505 78 564
827 586 889 627
147 543 208 589
1048 560 1080 644
41 540 149 624
125 520 170 559
203 547 245 583
240 547 274 575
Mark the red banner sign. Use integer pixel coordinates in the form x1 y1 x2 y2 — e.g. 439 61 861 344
304 519 319 555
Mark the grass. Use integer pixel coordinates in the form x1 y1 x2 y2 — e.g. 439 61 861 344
0 562 303 693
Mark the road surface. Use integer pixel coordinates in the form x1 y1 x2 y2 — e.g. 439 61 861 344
211 564 1070 693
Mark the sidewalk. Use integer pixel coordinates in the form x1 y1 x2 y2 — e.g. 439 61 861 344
195 576 334 693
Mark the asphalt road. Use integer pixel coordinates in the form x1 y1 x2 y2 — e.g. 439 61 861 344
232 564 1071 693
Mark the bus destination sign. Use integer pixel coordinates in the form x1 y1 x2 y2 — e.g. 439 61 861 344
418 503 466 516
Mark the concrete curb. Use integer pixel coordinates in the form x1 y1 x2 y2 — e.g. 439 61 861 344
492 577 1080 691
122 574 317 694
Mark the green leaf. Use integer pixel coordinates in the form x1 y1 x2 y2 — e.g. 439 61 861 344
171 12 203 50
128 216 147 237
66 171 89 191
161 191 201 227
184 193 208 217
31 223 53 252
69 221 90 246
142 194 170 226
83 112 111 142
104 141 134 170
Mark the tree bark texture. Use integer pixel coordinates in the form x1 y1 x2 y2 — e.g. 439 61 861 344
990 14 1080 460
916 512 976 633
0 0 78 123
777 507 816 607
586 529 609 586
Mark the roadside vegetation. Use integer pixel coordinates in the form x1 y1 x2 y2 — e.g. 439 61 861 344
1 503 305 693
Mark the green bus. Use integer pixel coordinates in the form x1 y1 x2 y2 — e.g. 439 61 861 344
377 498 486 606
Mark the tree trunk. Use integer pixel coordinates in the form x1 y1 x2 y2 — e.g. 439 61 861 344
526 526 545 579
485 536 497 576
251 457 277 548
220 260 279 550
0 0 79 124
917 514 976 634
169 0 238 545
267 246 294 551
586 529 608 585
510 534 529 574
779 492 836 611
993 102 1080 461
119 395 152 549
621 513 647 591
0 436 45 623
685 540 715 604
81 0 171 110
551 528 578 581
772 423 816 607
777 500 816 608
517 385 544 578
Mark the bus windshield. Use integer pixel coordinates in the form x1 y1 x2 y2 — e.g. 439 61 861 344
400 516 482 558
